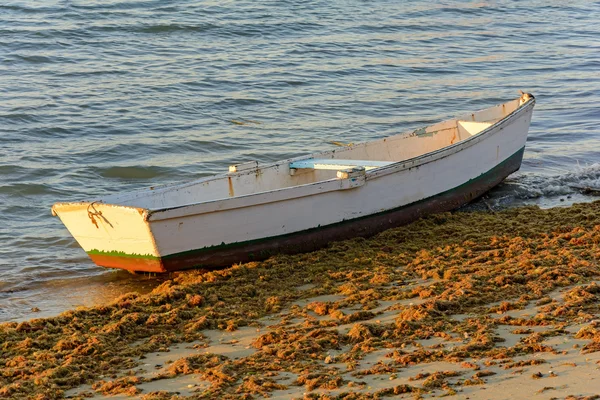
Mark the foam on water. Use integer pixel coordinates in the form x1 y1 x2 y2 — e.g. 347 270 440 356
512 163 600 199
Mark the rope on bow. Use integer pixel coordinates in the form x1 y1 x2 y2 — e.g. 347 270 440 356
87 201 105 229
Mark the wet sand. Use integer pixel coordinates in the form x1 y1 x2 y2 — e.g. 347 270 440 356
3 202 600 399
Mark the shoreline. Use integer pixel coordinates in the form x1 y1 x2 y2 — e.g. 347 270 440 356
3 201 600 399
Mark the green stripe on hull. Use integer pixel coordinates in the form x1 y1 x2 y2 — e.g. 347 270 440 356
87 146 525 262
87 249 160 260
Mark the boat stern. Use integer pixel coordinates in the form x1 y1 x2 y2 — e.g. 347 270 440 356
51 201 165 273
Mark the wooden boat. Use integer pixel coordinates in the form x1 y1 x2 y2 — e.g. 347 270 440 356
52 93 535 273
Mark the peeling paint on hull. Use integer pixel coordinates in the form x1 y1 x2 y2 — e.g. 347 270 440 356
88 147 524 273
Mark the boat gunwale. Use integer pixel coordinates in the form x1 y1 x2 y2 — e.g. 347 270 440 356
143 97 534 220
369 97 534 179
52 97 534 220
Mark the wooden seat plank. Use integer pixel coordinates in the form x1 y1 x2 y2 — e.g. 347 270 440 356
289 159 392 171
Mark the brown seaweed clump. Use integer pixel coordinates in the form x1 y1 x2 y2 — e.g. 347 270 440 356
2 201 600 398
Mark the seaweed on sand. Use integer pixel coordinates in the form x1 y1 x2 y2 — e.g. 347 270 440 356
3 202 600 398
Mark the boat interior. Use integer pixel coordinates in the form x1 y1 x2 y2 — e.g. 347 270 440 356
102 97 525 210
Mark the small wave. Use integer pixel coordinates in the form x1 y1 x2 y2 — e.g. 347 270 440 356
137 23 217 34
14 54 55 64
180 139 237 153
0 164 61 184
69 0 163 12
98 166 168 180
509 163 600 199
86 22 218 34
0 113 39 123
0 4 64 13
0 164 30 177
0 183 64 197
213 98 273 108
56 69 129 78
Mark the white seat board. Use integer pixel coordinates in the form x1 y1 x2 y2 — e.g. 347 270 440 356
289 158 393 171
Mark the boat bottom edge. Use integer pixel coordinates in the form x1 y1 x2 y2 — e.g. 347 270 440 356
88 254 167 273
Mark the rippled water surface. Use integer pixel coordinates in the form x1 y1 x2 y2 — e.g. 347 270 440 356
1 0 599 321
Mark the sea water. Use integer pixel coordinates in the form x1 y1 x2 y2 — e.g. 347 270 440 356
1 0 599 321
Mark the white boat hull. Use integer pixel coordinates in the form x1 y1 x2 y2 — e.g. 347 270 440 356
52 95 535 273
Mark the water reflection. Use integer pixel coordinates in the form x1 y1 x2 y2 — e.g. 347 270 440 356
0 270 166 323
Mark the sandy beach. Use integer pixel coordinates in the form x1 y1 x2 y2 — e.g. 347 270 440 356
3 202 600 399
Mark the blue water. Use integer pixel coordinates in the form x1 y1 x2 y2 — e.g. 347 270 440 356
1 0 599 322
